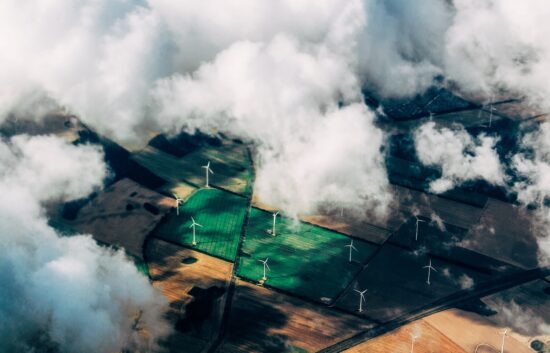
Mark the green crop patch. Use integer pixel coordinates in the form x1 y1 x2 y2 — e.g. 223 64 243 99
237 208 378 303
152 188 248 261
131 141 253 196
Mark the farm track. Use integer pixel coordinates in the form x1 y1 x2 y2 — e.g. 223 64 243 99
207 147 254 353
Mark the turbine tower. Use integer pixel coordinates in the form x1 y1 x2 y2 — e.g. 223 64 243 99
500 329 509 353
259 258 270 281
414 215 426 241
272 211 279 236
488 94 496 128
344 239 358 263
189 217 202 246
201 161 214 188
173 193 183 216
354 288 367 312
410 333 419 353
423 259 437 285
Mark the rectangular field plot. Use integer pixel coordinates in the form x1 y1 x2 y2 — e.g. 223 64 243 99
220 280 372 353
132 141 253 196
335 244 496 322
152 188 248 261
237 208 379 303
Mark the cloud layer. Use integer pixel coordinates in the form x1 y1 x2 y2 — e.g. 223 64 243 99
414 122 506 193
0 135 171 353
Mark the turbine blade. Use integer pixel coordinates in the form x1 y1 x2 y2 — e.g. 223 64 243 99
196 223 203 227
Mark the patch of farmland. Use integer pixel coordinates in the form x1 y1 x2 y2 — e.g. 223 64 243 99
66 178 172 259
335 244 495 322
481 279 550 337
220 279 372 353
343 320 467 353
237 207 379 302
424 309 535 353
132 140 252 196
145 238 233 353
153 188 248 261
460 198 539 269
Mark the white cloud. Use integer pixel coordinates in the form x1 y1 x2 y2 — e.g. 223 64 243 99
153 35 391 217
414 122 506 194
513 122 550 263
0 135 171 353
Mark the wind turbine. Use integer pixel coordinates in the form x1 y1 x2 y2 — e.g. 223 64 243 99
500 329 509 353
173 193 183 216
189 217 202 246
259 258 270 281
344 239 358 263
423 259 437 285
354 288 367 312
414 215 426 241
410 332 419 353
271 211 279 236
201 161 214 188
480 95 496 128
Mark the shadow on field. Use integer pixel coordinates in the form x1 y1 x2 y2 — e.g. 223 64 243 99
222 282 293 353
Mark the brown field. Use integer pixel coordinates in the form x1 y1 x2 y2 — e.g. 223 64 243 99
219 279 373 353
68 178 173 259
424 309 534 353
145 238 233 353
492 101 548 121
343 320 467 353
461 198 539 269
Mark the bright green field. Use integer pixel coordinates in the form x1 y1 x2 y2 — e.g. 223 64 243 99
132 142 253 195
152 188 248 261
237 208 379 302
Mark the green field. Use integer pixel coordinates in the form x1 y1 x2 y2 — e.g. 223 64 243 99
152 188 248 261
132 142 253 195
237 208 379 302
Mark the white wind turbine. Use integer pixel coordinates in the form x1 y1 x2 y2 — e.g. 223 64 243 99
410 332 419 353
259 258 270 281
201 161 214 188
354 288 367 312
189 217 202 246
173 193 183 216
479 94 496 128
423 259 437 285
344 239 358 263
271 211 279 236
500 329 509 353
414 215 426 241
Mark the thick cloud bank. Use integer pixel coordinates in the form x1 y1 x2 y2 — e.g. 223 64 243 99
0 0 392 218
0 135 171 353
414 122 506 193
153 35 390 217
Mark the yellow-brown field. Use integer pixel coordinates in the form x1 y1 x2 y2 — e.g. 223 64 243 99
343 320 467 353
424 309 534 353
